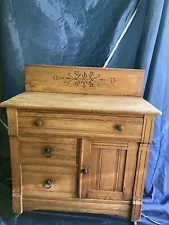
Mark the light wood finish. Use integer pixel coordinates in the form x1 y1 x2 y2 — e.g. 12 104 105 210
132 143 150 197
1 92 161 115
79 139 138 201
23 198 131 217
131 115 155 221
79 138 91 198
9 136 22 213
7 108 18 136
18 111 143 141
87 190 123 200
122 142 138 199
19 136 77 166
22 165 77 199
141 115 155 143
132 200 142 222
25 64 144 96
0 65 161 222
131 144 150 221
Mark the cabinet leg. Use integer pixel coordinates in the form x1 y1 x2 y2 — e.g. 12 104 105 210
130 222 137 225
14 213 21 218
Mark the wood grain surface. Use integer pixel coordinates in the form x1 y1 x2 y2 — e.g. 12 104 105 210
25 64 144 96
1 65 161 221
23 197 131 218
1 92 161 115
17 111 143 140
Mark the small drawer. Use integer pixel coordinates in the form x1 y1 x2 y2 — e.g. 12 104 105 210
18 111 143 141
22 165 77 199
19 136 78 166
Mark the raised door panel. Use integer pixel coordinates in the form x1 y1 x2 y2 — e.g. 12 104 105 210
79 139 138 201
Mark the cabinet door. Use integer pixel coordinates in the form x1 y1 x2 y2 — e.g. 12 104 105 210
79 139 139 201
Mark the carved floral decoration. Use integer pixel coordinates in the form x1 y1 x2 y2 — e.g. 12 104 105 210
53 71 116 87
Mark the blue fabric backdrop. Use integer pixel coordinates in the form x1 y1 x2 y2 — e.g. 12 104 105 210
0 0 169 224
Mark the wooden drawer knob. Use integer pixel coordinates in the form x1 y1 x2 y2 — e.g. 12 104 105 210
44 178 52 189
116 124 125 132
44 148 52 157
81 168 88 174
35 120 43 127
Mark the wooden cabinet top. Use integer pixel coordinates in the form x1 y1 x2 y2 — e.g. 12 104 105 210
1 92 161 115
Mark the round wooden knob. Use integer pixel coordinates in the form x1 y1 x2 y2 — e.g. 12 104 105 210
44 148 52 157
35 120 43 127
44 178 52 189
81 168 88 174
116 124 125 132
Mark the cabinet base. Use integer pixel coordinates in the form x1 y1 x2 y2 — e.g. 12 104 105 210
18 197 135 220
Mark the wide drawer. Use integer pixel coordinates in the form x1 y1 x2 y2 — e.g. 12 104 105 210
18 111 143 140
19 136 78 166
22 165 77 199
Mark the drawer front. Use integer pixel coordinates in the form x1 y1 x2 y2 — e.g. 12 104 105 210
19 136 78 166
18 111 143 141
22 165 77 199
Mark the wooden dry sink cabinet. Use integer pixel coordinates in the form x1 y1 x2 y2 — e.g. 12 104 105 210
0 65 161 222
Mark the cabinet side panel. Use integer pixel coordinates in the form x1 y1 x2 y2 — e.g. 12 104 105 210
7 108 18 136
9 136 23 214
132 116 155 221
131 143 150 221
141 115 155 143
